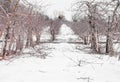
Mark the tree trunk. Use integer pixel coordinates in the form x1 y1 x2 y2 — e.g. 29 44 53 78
50 21 55 41
26 28 34 47
91 32 99 53
51 29 55 41
2 26 10 59
106 16 114 55
106 33 114 55
119 55 120 60
83 36 89 45
89 17 99 53
36 33 40 44
16 35 23 53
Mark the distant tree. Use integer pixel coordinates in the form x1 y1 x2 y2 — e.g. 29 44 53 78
50 15 64 41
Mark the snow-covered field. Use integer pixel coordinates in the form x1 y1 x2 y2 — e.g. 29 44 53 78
0 24 120 82
0 43 120 82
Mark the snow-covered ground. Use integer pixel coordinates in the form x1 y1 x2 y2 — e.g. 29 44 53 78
0 24 120 82
0 43 120 82
56 24 79 42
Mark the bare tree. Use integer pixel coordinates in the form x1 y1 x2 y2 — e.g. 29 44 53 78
72 0 103 53
72 0 120 55
0 0 20 59
0 0 48 59
50 15 64 41
105 0 120 55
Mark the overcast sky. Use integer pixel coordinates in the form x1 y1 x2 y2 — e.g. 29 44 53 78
22 0 75 20
23 0 111 21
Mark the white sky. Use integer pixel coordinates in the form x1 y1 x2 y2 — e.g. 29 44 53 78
22 0 111 21
23 0 76 20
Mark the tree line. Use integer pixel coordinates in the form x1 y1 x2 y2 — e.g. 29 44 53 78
0 0 120 60
71 0 120 58
0 0 64 59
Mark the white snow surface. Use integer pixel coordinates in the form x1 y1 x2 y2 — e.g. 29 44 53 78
56 24 79 42
0 43 120 82
0 24 120 82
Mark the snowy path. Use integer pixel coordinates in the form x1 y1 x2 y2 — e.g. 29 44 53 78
0 43 80 82
0 43 120 82
0 24 120 82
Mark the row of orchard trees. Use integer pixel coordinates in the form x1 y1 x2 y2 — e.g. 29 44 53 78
0 0 65 59
72 0 120 55
0 0 54 59
0 0 21 59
